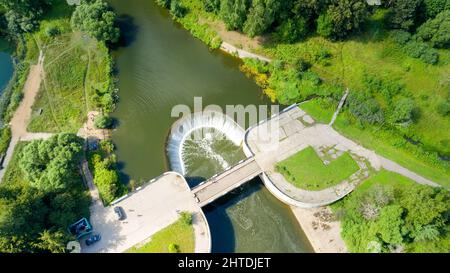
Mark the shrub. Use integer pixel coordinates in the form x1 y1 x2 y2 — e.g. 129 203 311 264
316 13 333 38
0 127 11 155
436 101 450 116
168 243 180 253
391 98 416 124
180 211 193 225
403 40 439 64
94 114 113 129
45 26 60 37
295 58 311 72
347 92 384 124
203 0 220 13
390 30 412 45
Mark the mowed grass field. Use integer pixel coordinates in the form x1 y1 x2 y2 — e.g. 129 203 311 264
126 217 195 253
276 146 360 191
27 17 111 133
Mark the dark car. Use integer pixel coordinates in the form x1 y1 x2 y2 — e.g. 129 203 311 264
114 206 125 220
85 234 101 246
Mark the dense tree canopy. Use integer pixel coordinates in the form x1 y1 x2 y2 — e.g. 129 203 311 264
19 133 84 192
0 134 90 253
0 0 50 33
337 181 450 253
71 0 120 43
416 10 450 48
220 0 249 31
243 0 281 37
389 0 422 30
321 0 368 39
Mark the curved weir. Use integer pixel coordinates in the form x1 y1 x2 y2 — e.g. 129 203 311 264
167 111 245 175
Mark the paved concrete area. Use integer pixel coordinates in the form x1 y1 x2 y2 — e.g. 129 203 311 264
82 172 211 253
245 105 440 207
192 157 262 207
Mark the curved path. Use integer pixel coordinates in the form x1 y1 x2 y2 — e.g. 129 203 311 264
0 51 53 182
244 104 440 208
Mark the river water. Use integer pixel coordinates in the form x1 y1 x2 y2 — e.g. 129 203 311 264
108 0 313 252
0 40 14 95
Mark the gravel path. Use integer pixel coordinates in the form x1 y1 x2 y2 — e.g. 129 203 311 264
0 51 54 182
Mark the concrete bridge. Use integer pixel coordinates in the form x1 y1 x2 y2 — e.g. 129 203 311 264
191 157 262 207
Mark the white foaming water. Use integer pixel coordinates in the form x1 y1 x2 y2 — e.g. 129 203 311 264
167 111 245 175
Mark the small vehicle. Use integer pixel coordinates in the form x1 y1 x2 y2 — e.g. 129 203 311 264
85 234 101 246
114 206 125 220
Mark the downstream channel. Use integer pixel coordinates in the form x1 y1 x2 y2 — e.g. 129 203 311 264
108 0 313 253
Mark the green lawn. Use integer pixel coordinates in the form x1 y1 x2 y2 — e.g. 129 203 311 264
300 98 336 124
27 17 112 133
276 146 360 191
126 216 195 253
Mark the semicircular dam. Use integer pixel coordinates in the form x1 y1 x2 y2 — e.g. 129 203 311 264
166 111 245 175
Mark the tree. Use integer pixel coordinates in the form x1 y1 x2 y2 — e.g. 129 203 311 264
243 0 281 37
170 0 186 18
203 0 221 13
391 98 415 124
422 0 450 20
274 17 308 43
94 167 119 204
389 0 422 31
34 230 69 253
0 0 49 34
19 134 84 192
416 10 450 48
71 0 120 43
220 0 249 31
375 205 405 245
316 13 333 38
320 0 368 39
94 114 113 129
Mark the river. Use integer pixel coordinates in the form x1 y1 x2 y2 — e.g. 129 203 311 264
108 0 313 253
0 39 14 95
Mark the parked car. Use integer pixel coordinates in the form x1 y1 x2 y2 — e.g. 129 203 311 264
85 234 101 246
114 206 125 220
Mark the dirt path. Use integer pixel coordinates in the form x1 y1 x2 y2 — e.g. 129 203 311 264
0 51 53 181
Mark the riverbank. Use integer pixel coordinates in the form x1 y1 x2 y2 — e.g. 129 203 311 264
291 206 347 253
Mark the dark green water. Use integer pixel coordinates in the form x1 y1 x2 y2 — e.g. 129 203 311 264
108 0 313 253
0 40 14 94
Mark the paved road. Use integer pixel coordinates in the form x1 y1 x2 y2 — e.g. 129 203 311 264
83 172 211 253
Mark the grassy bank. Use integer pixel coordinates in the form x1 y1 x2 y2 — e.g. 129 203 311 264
127 212 195 253
27 19 114 133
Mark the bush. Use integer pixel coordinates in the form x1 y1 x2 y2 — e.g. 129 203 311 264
180 211 193 225
403 40 439 64
45 26 60 38
94 114 113 129
347 92 384 124
0 127 12 155
391 30 412 45
316 13 333 38
295 58 311 72
391 98 416 124
168 243 180 253
436 101 450 116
